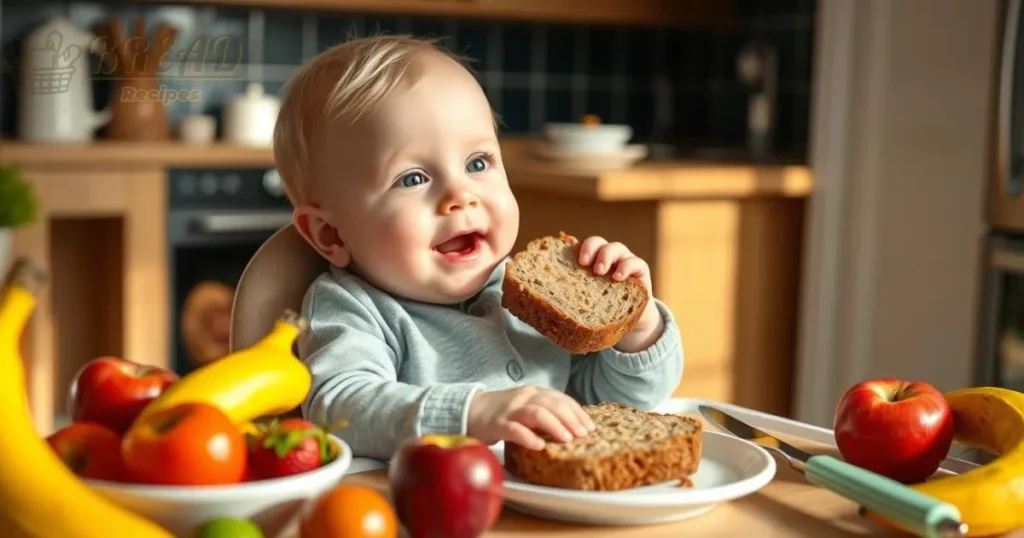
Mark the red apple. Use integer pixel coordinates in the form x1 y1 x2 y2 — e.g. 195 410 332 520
68 356 179 434
834 378 955 484
46 422 124 481
389 434 504 538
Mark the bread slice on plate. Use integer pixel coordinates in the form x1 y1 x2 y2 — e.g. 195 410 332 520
501 232 649 354
504 402 703 491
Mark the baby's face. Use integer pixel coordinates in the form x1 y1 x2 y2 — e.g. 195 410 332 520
314 53 520 304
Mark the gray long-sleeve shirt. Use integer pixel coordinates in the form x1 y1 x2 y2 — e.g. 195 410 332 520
298 258 684 461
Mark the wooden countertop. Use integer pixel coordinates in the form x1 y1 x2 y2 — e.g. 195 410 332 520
505 159 812 201
325 416 907 538
0 140 812 200
0 141 275 169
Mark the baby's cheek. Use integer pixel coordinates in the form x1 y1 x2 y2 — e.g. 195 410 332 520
487 186 520 231
377 211 435 276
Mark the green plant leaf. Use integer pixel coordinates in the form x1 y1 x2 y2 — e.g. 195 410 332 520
0 166 39 229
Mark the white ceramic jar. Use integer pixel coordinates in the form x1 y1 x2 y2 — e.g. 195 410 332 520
222 83 280 147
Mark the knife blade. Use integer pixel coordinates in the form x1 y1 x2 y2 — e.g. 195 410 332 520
698 405 967 538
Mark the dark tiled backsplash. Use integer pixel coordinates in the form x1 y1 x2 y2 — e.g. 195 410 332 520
0 0 815 155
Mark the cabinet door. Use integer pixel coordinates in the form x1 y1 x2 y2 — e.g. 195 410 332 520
10 167 168 435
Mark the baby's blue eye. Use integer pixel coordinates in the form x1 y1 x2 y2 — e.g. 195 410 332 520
467 157 488 173
397 172 427 188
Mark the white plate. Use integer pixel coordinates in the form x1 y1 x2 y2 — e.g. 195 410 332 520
493 430 776 526
530 142 649 170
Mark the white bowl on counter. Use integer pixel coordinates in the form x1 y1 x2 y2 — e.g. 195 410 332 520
86 435 352 537
542 122 634 154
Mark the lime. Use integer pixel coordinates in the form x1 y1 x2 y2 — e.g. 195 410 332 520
196 517 264 538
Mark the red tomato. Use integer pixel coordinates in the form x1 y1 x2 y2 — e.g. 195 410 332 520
122 402 246 485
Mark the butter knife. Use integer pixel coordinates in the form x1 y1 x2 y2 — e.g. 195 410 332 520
698 405 966 538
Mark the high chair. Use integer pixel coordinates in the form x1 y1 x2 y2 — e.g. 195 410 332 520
229 223 327 352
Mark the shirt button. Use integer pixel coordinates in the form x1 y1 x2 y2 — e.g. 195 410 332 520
506 360 523 381
469 304 488 317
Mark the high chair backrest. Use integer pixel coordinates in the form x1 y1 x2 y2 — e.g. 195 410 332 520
230 224 328 352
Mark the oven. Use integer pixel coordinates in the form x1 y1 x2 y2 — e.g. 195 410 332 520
167 167 293 376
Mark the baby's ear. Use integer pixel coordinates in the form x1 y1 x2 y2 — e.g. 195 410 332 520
292 205 352 268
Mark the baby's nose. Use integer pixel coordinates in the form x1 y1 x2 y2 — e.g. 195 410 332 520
437 189 480 215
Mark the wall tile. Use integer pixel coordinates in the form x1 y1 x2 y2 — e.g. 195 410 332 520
625 29 653 79
674 90 711 141
587 26 617 78
501 23 532 74
364 15 404 37
317 14 356 53
264 9 304 65
454 19 489 71
501 87 530 132
585 88 614 122
204 6 249 64
626 88 654 138
544 25 575 75
409 16 447 41
1 0 817 157
544 88 573 123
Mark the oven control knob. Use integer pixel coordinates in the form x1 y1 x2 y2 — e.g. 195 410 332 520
263 169 285 198
222 173 242 195
200 173 219 195
178 174 197 196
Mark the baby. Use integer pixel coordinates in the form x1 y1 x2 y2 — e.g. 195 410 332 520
272 34 684 461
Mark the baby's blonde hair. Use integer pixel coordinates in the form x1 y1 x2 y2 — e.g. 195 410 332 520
273 34 478 205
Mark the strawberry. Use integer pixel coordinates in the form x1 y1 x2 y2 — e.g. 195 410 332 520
247 418 338 480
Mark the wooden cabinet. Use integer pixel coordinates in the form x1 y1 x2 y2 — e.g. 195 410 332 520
10 165 168 435
148 0 737 27
503 155 811 417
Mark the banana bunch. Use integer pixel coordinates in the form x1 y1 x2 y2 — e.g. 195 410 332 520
0 259 173 538
133 310 311 428
0 256 314 537
866 386 1024 536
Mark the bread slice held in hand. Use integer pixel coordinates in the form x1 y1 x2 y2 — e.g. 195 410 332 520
504 402 703 491
501 232 649 354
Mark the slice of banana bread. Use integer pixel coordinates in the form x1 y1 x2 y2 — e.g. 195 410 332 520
504 402 702 491
501 232 649 354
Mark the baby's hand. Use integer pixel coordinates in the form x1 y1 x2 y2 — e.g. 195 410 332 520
467 387 595 450
577 236 663 352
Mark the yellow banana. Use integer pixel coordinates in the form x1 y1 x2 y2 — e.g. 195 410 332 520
865 386 1024 536
0 258 173 538
134 309 310 427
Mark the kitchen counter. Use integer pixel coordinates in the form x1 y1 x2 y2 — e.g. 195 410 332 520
2 139 811 435
504 159 812 201
0 141 275 169
0 140 812 200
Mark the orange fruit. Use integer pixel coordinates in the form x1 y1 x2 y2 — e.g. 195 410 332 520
300 484 399 538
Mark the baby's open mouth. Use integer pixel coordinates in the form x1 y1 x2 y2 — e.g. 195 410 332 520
434 231 485 261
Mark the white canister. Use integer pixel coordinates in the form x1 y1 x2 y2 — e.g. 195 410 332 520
179 114 216 144
222 83 280 147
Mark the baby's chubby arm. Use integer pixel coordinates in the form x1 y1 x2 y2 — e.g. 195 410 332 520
563 236 684 409
299 279 483 461
565 300 683 409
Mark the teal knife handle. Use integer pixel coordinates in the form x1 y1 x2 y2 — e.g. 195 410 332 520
804 455 960 538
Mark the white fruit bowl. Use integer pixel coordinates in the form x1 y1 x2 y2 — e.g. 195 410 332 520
542 122 633 154
85 435 352 537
